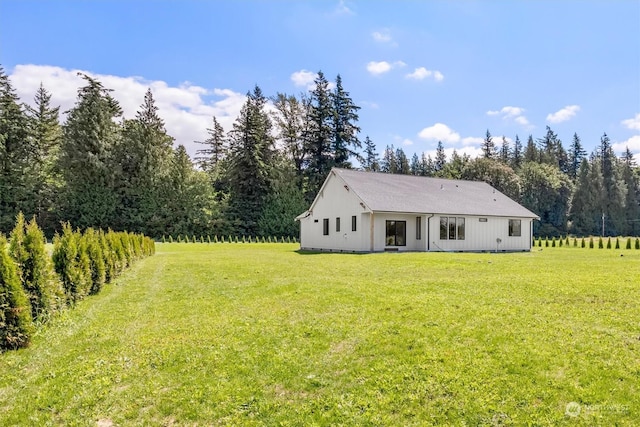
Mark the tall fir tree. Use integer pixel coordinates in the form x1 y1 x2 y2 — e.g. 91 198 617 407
113 89 174 236
195 116 227 175
227 86 274 236
58 74 122 230
331 74 361 167
271 93 309 183
499 136 510 164
0 67 32 233
523 134 538 163
395 147 410 174
434 141 446 173
567 132 586 180
380 145 397 173
362 135 380 171
599 133 626 235
303 71 333 201
621 147 640 235
511 134 523 169
481 129 497 159
24 84 62 235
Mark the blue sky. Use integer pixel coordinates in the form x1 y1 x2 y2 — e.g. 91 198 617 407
1 0 639 160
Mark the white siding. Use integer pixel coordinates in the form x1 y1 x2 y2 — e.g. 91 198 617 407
298 173 371 252
372 213 428 252
428 215 533 252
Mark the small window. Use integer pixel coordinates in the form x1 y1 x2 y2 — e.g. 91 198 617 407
323 218 329 235
352 215 357 231
416 216 422 240
509 219 521 236
479 218 488 222
440 217 448 240
336 217 340 232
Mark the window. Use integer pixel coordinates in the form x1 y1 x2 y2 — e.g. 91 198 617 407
509 219 521 236
479 218 488 222
385 220 406 246
440 217 465 240
352 215 357 231
440 217 448 240
416 216 422 240
323 218 329 235
336 217 340 232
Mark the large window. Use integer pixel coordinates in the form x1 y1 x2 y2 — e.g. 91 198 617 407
352 215 357 231
336 217 341 232
509 219 521 236
416 216 422 240
440 217 465 240
323 218 329 235
385 220 406 246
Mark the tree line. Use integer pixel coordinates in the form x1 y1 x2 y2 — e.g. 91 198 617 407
1 66 638 238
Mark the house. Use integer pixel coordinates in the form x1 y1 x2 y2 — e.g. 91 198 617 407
296 168 539 252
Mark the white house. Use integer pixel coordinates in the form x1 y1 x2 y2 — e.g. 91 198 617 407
296 168 539 252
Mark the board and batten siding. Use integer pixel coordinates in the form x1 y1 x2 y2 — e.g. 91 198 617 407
298 173 371 252
428 215 533 252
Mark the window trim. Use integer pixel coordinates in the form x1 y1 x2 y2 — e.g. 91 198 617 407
509 219 522 237
323 218 329 236
440 216 465 240
336 217 340 232
352 215 357 232
416 216 422 240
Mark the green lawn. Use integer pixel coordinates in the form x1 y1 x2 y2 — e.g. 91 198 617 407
1 243 638 426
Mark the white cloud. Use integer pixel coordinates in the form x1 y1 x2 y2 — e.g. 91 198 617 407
622 113 640 131
461 136 484 146
372 29 392 43
405 67 444 82
333 0 354 15
422 146 483 161
291 69 317 88
360 100 379 109
487 105 530 126
418 123 461 143
546 105 580 123
9 64 245 158
612 135 640 157
366 60 405 76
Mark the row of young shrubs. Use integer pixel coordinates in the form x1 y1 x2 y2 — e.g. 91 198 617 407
535 236 640 249
161 234 298 244
0 213 155 352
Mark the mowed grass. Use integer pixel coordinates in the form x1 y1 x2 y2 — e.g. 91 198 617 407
0 244 639 426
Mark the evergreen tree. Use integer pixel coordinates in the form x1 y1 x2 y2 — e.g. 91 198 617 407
331 74 361 167
621 147 640 235
567 132 586 180
511 134 523 169
0 67 32 233
362 136 380 171
570 159 605 235
303 71 333 201
113 88 174 236
599 133 626 235
434 141 446 173
523 135 538 163
0 234 34 350
481 129 497 159
271 93 309 181
227 86 274 236
499 136 510 164
537 126 568 172
195 116 227 175
24 84 62 235
395 147 410 174
461 158 521 201
440 150 469 179
380 145 397 173
58 74 122 230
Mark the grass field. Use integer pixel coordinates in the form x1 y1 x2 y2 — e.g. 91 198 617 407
0 243 638 426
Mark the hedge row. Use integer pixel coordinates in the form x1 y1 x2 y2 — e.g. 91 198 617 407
535 236 640 249
0 214 154 352
160 235 298 244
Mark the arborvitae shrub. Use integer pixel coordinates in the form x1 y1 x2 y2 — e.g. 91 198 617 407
558 237 562 247
12 217 64 322
213 235 218 243
242 235 246 243
581 238 585 248
287 236 291 243
75 229 92 298
606 237 612 249
52 224 81 303
169 235 174 243
0 235 34 351
545 238 549 247
108 231 126 275
83 229 106 295
178 235 183 243
234 236 239 243
635 238 639 249
162 235 166 243
192 235 197 243
588 237 593 248
573 238 578 247
615 238 620 249
598 237 604 249
228 235 233 243
99 230 116 284
565 236 570 246
626 238 632 249
184 235 190 243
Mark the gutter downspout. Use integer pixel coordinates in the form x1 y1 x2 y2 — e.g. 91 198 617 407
426 214 434 252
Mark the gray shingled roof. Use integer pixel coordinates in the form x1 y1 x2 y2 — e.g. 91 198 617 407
332 168 539 218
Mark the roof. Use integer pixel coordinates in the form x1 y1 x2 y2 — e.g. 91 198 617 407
326 168 539 218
